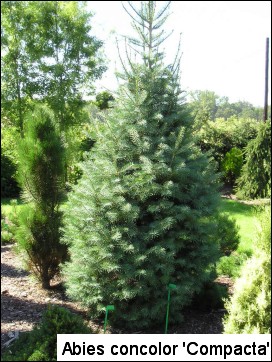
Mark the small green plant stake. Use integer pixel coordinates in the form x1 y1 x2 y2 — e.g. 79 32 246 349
103 305 115 333
165 283 176 334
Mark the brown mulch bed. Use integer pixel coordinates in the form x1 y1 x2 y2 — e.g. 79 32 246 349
1 242 234 350
1 243 104 350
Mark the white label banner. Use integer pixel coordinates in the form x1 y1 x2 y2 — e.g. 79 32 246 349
57 334 271 361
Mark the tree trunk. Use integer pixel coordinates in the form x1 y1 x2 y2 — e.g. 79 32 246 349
41 272 51 289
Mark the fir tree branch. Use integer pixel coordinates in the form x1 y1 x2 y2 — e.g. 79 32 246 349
123 1 149 25
116 37 130 79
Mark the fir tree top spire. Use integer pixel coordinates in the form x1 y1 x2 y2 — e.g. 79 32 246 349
120 1 181 76
116 1 183 133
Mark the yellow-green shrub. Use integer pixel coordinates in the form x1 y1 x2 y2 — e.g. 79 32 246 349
223 207 271 333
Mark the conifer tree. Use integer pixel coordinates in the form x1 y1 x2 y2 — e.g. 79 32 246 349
236 121 271 199
62 1 221 329
16 105 66 289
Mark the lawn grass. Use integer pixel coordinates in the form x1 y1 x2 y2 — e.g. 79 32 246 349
219 198 261 256
1 197 26 218
216 198 268 278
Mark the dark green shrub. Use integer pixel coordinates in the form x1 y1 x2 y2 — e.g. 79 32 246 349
64 118 96 187
224 207 271 333
1 126 21 198
16 207 66 287
1 153 20 198
222 147 243 186
95 91 115 110
216 253 249 278
236 121 271 199
1 305 92 361
214 213 240 256
191 213 240 310
16 105 67 288
191 281 228 311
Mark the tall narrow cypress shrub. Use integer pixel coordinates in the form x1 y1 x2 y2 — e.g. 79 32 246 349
16 105 66 289
62 1 221 329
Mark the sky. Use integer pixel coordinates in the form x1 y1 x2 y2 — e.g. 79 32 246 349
87 1 271 107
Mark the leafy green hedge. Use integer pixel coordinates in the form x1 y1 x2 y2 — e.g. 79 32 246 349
196 117 260 186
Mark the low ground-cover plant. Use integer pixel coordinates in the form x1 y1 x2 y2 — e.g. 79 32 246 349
216 252 249 279
1 199 24 218
1 305 92 361
1 200 20 244
1 219 14 244
1 219 15 244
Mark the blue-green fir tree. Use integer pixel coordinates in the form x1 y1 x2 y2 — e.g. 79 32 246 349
62 1 221 329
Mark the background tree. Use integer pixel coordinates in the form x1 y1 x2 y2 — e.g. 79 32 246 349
187 90 268 123
1 1 106 192
231 101 261 120
16 105 66 289
195 117 260 187
236 121 271 199
1 1 105 133
1 1 34 134
62 1 221 329
187 90 219 125
24 1 106 131
95 91 115 110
